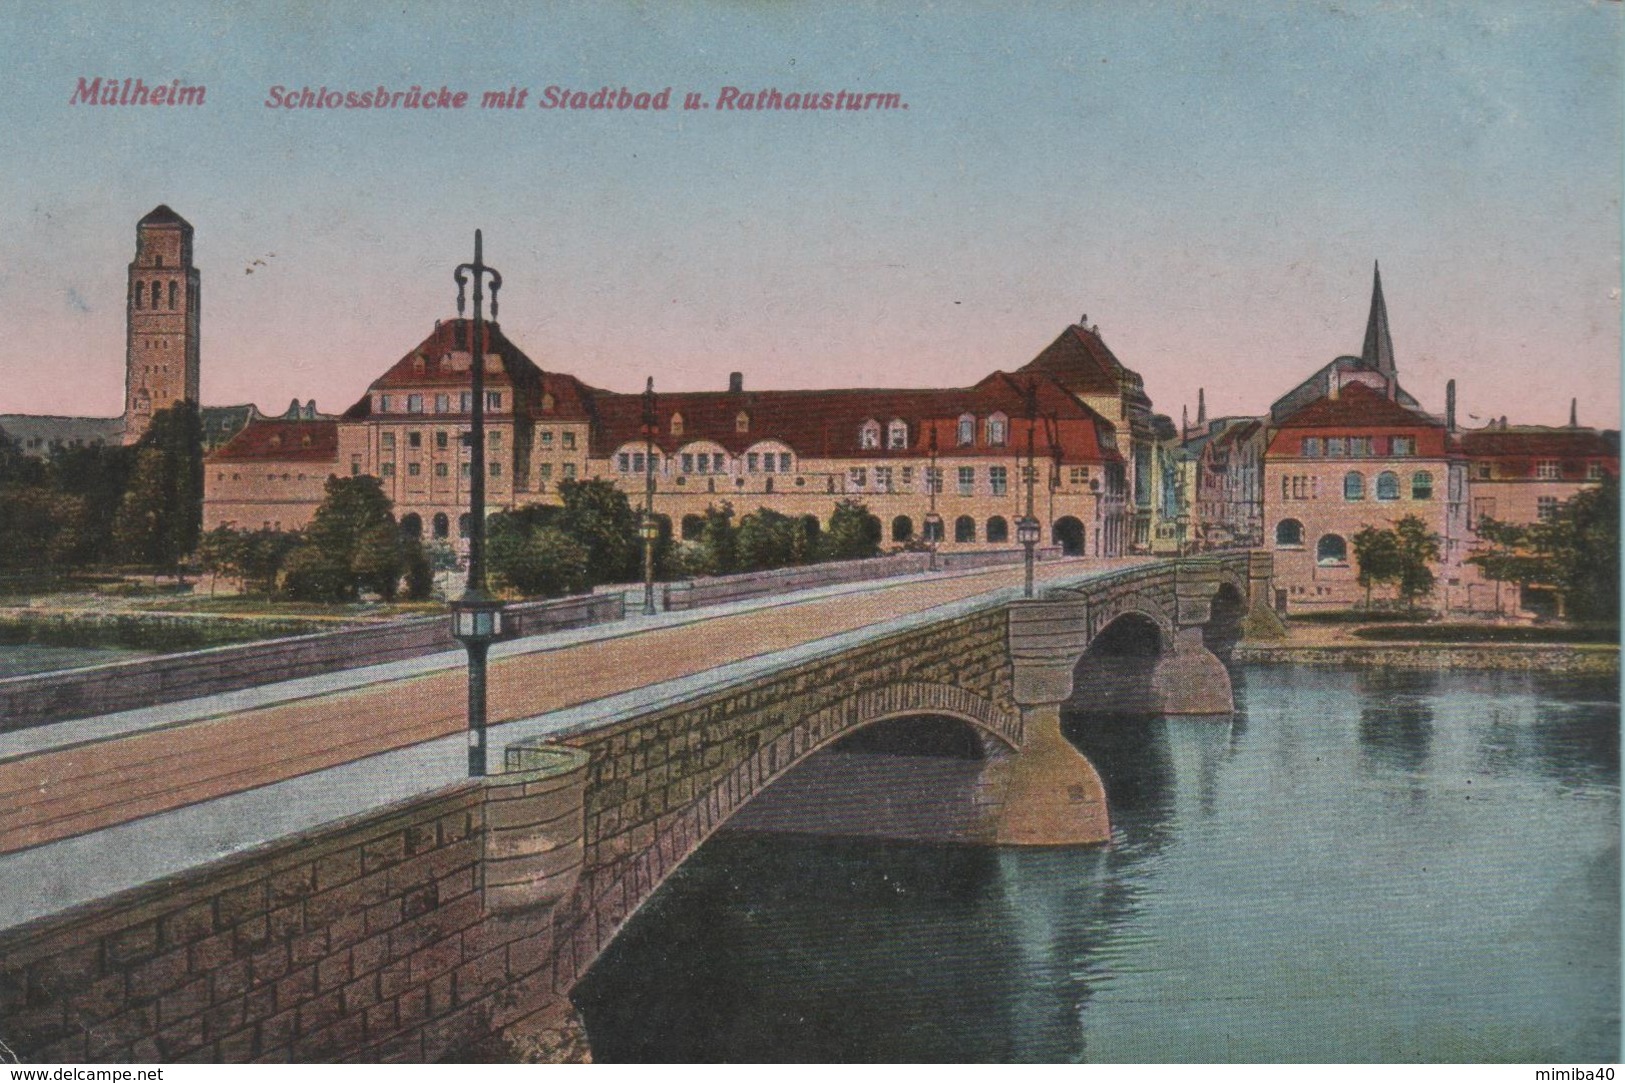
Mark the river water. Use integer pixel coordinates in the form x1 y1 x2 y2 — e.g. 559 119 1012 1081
574 665 1620 1063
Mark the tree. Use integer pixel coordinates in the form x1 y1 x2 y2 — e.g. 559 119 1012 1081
821 500 882 562
1351 525 1402 606
1391 515 1441 611
489 525 591 598
285 475 406 601
736 507 800 571
698 502 738 575
111 403 203 575
554 478 641 585
1474 477 1620 620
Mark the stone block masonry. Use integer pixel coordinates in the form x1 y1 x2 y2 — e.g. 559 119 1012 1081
0 779 582 1063
541 606 1022 994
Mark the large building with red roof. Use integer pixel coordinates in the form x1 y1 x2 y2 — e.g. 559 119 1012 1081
1183 264 1617 614
204 316 1144 557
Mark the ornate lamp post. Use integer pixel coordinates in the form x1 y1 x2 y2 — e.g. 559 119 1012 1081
1017 379 1042 598
640 377 659 616
450 230 504 777
923 424 943 572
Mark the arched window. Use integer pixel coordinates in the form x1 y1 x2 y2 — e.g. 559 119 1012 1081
922 516 944 543
1275 518 1304 547
669 412 684 436
1411 471 1434 500
859 419 881 449
957 414 976 447
168 280 177 309
458 513 472 539
681 514 705 541
891 515 913 543
887 419 909 450
1376 471 1400 500
1343 471 1365 501
432 513 449 539
954 515 976 543
134 281 144 310
399 513 423 539
150 281 161 309
986 516 1009 543
1317 533 1348 566
986 412 1008 447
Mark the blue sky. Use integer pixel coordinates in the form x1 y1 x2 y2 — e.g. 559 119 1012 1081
1 1 1619 430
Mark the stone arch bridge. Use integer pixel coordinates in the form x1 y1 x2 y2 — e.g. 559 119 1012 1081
489 553 1278 1034
0 553 1279 1063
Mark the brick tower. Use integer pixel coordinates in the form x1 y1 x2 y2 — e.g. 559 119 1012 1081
124 205 200 444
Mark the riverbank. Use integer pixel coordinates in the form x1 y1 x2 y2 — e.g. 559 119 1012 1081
1236 635 1619 674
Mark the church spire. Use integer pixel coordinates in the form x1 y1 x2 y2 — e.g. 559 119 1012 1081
1360 261 1395 378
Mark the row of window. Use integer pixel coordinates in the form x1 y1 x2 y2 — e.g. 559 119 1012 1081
1299 436 1416 458
380 430 504 452
374 391 503 415
1281 470 1435 502
1274 521 1349 565
132 279 179 311
1475 460 1607 481
379 461 503 479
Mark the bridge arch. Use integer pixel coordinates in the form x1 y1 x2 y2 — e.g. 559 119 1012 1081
553 682 1023 996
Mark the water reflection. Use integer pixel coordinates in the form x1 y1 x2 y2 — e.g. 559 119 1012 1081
575 666 1620 1063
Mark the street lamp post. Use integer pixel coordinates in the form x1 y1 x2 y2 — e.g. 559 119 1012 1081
923 424 942 572
450 230 504 777
640 377 659 617
1017 379 1042 598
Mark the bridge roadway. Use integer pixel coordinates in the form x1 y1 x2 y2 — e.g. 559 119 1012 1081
0 557 1142 931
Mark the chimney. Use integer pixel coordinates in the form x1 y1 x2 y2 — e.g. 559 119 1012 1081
1500 416 1508 430
1329 367 1340 400
1181 404 1189 439
1196 387 1207 426
1446 380 1456 433
1570 398 1578 428
728 372 743 394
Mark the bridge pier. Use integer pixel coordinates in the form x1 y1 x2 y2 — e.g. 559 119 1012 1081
1148 626 1233 715
988 702 1111 846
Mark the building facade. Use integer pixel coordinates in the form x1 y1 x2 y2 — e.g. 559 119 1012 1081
204 317 1144 556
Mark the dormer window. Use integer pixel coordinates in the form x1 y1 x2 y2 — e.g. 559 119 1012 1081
267 433 282 449
860 420 881 449
412 355 426 374
736 411 750 433
300 433 312 448
887 419 909 450
957 414 976 447
987 412 1008 447
670 412 685 436
542 393 555 413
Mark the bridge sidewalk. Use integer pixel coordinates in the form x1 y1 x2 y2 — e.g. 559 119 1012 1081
0 559 1140 932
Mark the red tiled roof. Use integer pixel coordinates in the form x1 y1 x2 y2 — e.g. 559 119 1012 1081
1275 380 1441 429
1017 324 1136 397
208 419 338 462
360 319 547 393
138 204 190 229
1459 427 1617 459
587 370 1121 464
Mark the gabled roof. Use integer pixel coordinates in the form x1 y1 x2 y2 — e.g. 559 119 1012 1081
586 370 1121 463
1459 427 1617 459
1274 380 1442 429
1269 356 1420 421
1016 323 1147 403
208 418 339 462
359 319 546 394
